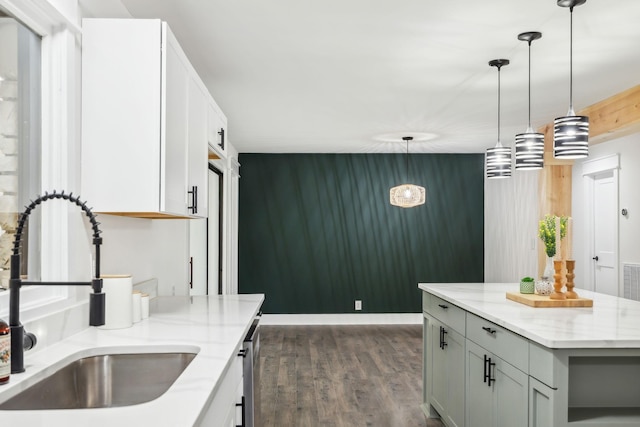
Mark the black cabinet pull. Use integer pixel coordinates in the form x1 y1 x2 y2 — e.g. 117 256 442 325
593 256 599 261
438 304 448 310
236 395 245 427
237 348 247 358
482 326 496 335
189 257 193 288
439 326 448 349
483 354 489 383
218 128 225 150
187 185 198 214
487 357 496 386
483 354 495 386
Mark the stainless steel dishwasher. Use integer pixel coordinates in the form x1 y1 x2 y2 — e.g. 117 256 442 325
239 315 261 427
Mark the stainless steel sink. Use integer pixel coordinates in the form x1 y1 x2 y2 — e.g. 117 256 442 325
0 352 196 410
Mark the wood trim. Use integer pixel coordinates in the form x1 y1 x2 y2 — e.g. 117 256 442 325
208 152 220 160
583 84 640 145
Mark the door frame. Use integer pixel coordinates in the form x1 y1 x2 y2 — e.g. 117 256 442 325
581 154 620 293
209 163 224 295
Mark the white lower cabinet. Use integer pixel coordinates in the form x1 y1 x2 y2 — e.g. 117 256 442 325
198 346 244 427
429 316 465 427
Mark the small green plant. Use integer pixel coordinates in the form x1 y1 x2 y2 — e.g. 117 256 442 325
521 276 534 282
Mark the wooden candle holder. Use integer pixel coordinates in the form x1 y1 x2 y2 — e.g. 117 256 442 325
565 259 578 299
550 259 566 300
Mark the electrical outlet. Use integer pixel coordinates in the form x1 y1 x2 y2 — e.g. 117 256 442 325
355 300 362 311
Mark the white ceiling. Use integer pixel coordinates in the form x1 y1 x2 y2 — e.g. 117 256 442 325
80 0 640 154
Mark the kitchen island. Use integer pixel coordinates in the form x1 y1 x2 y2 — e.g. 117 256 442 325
0 294 264 427
419 282 640 427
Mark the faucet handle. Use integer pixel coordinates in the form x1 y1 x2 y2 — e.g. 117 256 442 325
23 331 36 351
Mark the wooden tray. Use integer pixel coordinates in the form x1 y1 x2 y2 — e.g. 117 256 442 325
506 292 593 308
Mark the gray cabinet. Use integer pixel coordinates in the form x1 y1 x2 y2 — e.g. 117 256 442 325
429 317 465 427
465 339 528 427
422 290 545 427
423 292 465 427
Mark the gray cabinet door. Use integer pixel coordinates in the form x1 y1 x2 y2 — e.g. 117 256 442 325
466 339 528 427
444 326 465 427
466 339 493 427
430 319 447 417
429 318 465 427
529 377 555 427
494 353 528 427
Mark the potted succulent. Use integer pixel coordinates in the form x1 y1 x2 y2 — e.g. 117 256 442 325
520 276 535 294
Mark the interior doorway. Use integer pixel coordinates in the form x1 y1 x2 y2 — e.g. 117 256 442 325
582 154 619 296
189 163 223 296
208 165 224 295
592 172 617 295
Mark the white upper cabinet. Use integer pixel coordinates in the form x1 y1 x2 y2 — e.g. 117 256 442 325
81 18 218 218
208 100 228 160
187 76 209 217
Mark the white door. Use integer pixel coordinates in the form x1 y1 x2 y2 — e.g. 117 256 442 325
592 171 617 296
208 168 222 294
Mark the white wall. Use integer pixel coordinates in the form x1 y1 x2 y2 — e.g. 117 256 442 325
484 169 540 282
572 133 640 292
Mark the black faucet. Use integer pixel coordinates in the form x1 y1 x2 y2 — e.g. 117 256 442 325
9 190 105 374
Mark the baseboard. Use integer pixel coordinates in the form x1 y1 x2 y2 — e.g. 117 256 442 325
260 313 422 325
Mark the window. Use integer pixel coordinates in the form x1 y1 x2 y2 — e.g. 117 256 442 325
0 11 41 291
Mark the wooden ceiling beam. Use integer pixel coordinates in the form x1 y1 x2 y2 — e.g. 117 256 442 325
539 83 640 157
581 83 640 144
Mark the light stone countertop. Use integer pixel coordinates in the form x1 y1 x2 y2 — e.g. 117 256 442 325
0 294 264 427
418 283 640 349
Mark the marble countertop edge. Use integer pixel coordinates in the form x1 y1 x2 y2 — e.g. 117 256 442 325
418 283 640 349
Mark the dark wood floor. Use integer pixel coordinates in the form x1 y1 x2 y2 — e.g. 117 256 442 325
258 324 444 427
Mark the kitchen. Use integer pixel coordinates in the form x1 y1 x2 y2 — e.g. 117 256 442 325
1 0 640 426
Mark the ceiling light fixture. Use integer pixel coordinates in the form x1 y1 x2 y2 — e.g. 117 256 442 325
486 59 511 179
390 136 425 208
515 31 544 170
554 0 589 159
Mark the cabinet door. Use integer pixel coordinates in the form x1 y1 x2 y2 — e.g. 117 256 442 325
446 327 465 427
187 76 208 218
162 24 189 215
81 19 162 213
529 377 554 427
466 340 493 427
430 319 465 427
430 320 447 416
422 315 430 409
208 102 228 159
494 355 528 427
466 339 528 427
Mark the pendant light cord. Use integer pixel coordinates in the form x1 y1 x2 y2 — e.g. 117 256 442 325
528 40 532 128
569 6 574 112
406 139 409 182
497 65 501 143
402 136 413 182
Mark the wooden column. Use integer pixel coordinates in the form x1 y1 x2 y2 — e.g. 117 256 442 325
537 84 640 277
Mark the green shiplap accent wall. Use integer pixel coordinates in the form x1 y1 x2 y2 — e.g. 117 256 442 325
238 153 484 314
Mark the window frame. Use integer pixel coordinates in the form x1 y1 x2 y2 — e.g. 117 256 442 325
0 0 82 320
